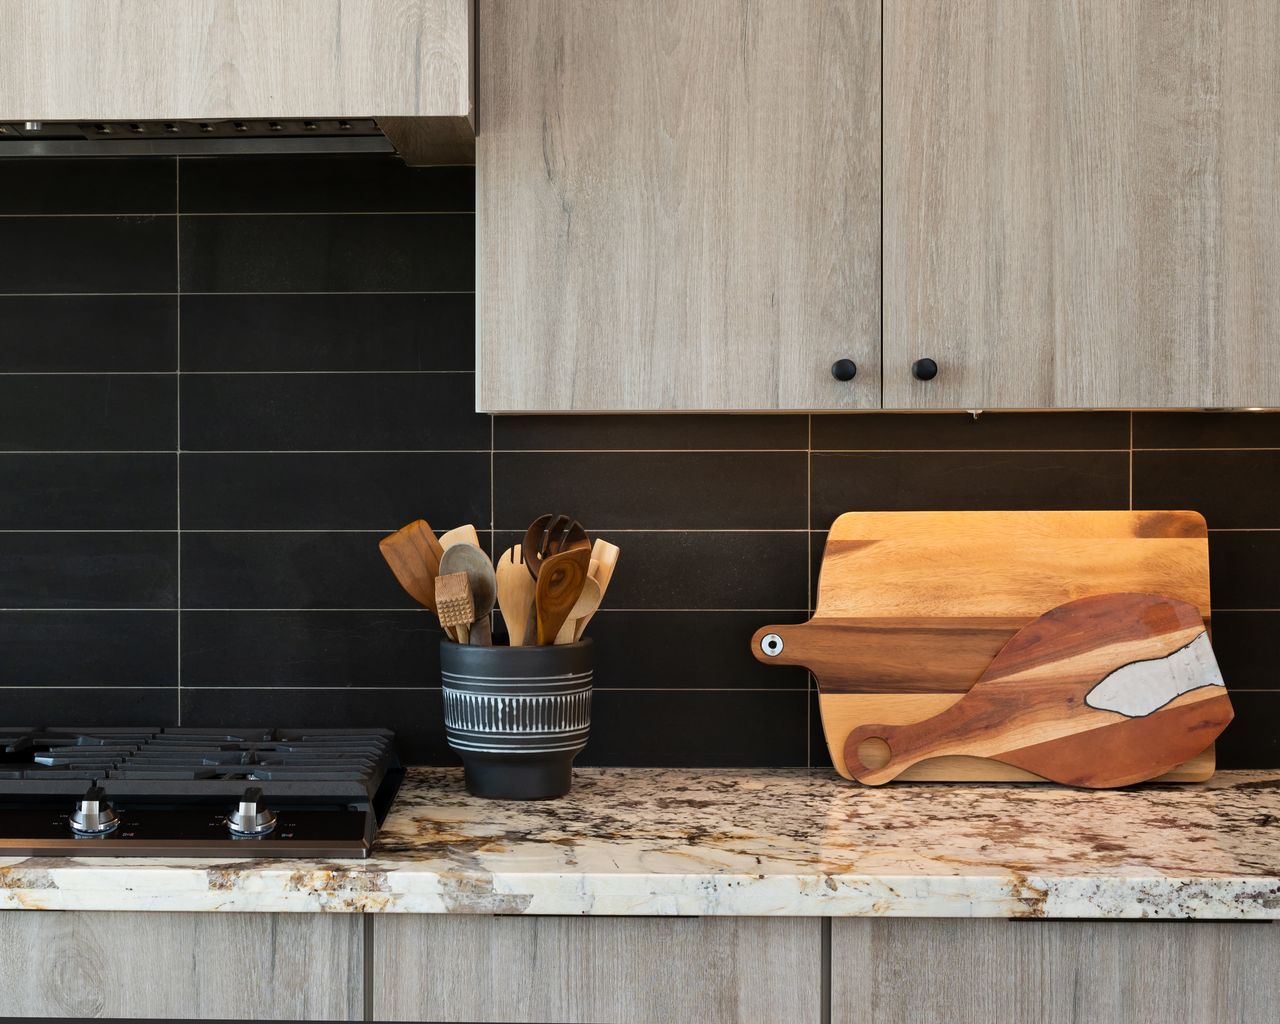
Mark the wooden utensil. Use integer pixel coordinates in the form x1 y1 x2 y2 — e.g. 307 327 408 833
752 510 1215 782
439 524 481 551
435 572 475 645
535 547 591 645
554 575 602 644
496 546 537 646
522 514 590 579
439 543 497 646
572 539 619 640
843 593 1233 788
378 519 445 614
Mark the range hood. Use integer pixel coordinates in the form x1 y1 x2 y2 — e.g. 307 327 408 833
0 1 474 164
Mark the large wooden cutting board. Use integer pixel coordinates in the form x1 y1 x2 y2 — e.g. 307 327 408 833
750 511 1214 782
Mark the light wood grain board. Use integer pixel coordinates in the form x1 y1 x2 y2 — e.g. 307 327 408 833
754 511 1215 781
478 0 881 411
883 0 1280 408
0 0 472 120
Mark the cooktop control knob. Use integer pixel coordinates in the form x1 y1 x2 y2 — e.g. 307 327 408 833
226 786 278 837
70 785 119 836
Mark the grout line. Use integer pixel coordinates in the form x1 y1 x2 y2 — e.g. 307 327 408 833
175 155 182 727
363 915 374 1022
821 916 833 1024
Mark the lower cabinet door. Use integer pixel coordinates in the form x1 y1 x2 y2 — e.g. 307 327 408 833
0 910 363 1019
832 918 1280 1024
371 915 821 1024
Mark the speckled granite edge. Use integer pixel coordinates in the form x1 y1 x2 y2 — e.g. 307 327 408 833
0 768 1277 918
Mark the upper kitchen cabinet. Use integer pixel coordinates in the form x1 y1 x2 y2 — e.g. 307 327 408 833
0 0 474 163
478 1 881 412
883 0 1280 410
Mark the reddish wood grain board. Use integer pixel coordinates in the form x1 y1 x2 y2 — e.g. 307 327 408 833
842 593 1233 788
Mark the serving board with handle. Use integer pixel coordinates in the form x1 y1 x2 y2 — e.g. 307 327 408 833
752 510 1218 782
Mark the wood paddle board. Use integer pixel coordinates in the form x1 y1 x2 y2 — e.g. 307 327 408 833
842 593 1233 788
751 510 1215 781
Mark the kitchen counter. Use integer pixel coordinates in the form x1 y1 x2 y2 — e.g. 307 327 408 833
1 767 1277 918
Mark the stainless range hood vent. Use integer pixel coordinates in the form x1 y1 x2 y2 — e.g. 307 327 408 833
0 118 396 157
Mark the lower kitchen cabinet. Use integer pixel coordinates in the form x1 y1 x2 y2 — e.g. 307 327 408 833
371 914 821 1023
832 918 1280 1024
0 910 363 1019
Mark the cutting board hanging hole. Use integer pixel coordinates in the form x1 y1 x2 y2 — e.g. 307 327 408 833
760 633 784 657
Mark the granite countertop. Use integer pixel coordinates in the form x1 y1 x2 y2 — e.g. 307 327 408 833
1 768 1277 918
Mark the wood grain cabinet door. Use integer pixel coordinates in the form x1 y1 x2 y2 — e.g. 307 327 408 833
478 0 881 412
883 0 1280 410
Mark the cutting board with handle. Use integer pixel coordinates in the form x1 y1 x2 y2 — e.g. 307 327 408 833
751 511 1216 782
844 593 1232 787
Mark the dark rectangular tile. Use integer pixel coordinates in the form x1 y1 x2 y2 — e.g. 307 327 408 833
0 158 175 214
179 294 473 371
0 533 176 609
180 157 473 213
581 690 809 767
1212 612 1280 690
0 611 175 686
188 531 489 609
809 687 833 769
0 216 175 293
495 452 806 530
181 373 488 451
495 415 808 452
179 214 473 292
493 529 809 610
0 375 175 450
0 295 177 370
180 687 454 765
582 611 808 690
181 532 427 609
182 610 441 686
811 451 1130 527
181 452 489 530
0 453 175 529
1210 533 1280 609
0 687 178 727
1134 451 1280 529
812 412 1130 451
1134 412 1280 449
1214 691 1280 769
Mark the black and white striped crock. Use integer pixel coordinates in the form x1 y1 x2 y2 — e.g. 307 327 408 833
439 639 592 799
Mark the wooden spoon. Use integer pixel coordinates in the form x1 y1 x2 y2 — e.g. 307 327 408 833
378 519 444 613
535 547 591 645
496 546 536 646
573 538 619 638
555 575 602 644
439 543 497 646
439 524 481 551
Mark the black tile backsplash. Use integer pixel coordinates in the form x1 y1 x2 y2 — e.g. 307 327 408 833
2 154 1278 769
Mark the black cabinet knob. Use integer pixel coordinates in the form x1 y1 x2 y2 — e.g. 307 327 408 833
831 358 858 382
912 358 938 381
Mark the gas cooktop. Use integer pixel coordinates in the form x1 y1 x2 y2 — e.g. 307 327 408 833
0 727 403 859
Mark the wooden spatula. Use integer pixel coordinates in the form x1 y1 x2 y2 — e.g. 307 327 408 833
496 547 536 646
573 538 619 639
378 519 445 613
439 524 481 551
535 547 591 645
439 543 497 646
843 592 1233 788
